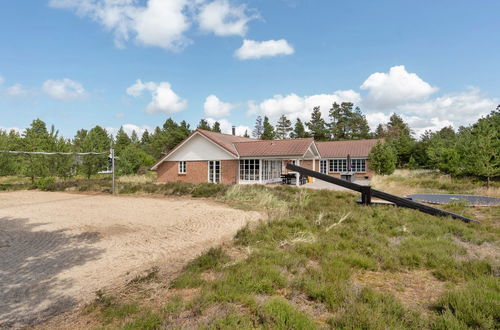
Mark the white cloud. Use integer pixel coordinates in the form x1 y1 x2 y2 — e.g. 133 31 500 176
197 0 258 36
397 87 497 130
49 0 190 50
235 39 294 60
0 76 4 85
364 87 497 137
204 94 235 117
361 65 438 109
206 117 250 136
0 126 23 134
122 123 152 136
42 78 87 101
126 79 187 114
5 83 29 97
248 90 362 122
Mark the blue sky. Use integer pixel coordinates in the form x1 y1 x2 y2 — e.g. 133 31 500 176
0 0 499 138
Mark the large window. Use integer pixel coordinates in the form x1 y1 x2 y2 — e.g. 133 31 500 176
328 159 366 172
208 161 221 183
178 161 186 174
262 160 282 181
351 159 366 172
330 159 347 172
239 159 260 181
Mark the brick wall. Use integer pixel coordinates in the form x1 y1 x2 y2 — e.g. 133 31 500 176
156 160 238 184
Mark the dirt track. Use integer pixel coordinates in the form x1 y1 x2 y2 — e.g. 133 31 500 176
0 191 262 328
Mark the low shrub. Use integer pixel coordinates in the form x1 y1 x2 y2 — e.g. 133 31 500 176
432 277 500 329
34 177 56 191
259 297 316 329
191 183 228 198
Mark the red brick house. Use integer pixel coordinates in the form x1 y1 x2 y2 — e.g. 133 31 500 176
151 129 379 184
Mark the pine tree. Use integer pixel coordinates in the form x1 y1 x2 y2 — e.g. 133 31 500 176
212 121 221 133
80 126 111 179
130 130 139 144
306 106 329 141
114 127 131 155
261 116 276 140
329 103 370 140
368 141 396 175
374 124 386 138
290 118 309 138
197 119 212 131
243 130 250 138
252 116 264 139
385 113 414 167
275 114 292 139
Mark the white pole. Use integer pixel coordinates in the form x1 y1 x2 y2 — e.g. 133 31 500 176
111 139 115 195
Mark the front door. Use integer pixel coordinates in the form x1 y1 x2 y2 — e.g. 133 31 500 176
208 161 221 183
320 160 327 174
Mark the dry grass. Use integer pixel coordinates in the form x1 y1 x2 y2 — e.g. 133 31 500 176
371 169 500 197
353 270 447 313
117 173 156 184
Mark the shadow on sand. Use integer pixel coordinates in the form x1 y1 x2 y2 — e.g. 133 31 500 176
0 217 104 328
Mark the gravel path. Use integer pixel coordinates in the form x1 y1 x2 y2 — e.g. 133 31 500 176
0 191 262 328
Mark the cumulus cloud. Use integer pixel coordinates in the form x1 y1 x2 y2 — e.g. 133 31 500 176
248 90 362 122
126 79 187 114
397 87 497 130
206 117 250 136
235 39 294 60
363 87 497 137
361 65 438 109
197 0 258 36
42 78 87 101
5 83 29 97
203 94 235 117
49 0 191 50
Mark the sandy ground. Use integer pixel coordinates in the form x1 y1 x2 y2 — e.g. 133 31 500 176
0 191 262 328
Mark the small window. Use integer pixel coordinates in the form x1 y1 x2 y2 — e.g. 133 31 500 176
178 161 186 174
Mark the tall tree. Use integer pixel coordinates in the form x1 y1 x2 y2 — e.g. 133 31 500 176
275 114 293 139
197 119 212 131
130 130 139 145
114 126 131 155
80 126 111 179
21 119 55 182
243 130 250 138
368 141 397 175
461 109 500 186
290 118 309 139
261 116 276 140
374 124 386 138
329 102 371 140
252 116 264 139
212 121 222 133
306 106 329 141
385 113 414 167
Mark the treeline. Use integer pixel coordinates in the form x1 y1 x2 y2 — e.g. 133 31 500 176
0 103 498 183
0 118 193 181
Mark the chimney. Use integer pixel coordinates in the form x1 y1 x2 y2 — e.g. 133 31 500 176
232 126 236 135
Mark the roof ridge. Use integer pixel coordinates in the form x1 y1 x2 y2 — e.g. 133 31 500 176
234 137 313 144
196 128 255 140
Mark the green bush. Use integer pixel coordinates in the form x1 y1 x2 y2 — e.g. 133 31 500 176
34 177 56 191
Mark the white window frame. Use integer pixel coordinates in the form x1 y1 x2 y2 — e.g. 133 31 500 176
208 161 221 183
320 160 328 174
178 161 186 174
239 159 260 182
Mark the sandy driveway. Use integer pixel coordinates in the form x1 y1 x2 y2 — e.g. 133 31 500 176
0 191 262 328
